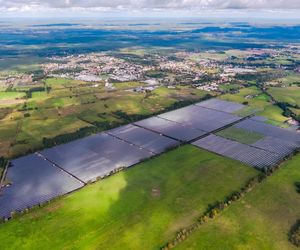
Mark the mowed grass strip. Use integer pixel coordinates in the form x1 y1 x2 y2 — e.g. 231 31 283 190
0 145 257 250
176 154 300 250
216 126 265 145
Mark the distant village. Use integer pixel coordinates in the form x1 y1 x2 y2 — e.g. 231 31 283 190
1 45 300 93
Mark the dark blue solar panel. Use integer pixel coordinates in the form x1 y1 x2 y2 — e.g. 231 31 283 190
0 154 83 219
107 124 179 154
195 98 245 113
159 105 241 132
192 135 282 169
40 133 153 183
235 119 300 145
134 116 207 142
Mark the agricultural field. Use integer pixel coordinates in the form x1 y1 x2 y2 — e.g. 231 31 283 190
220 86 289 126
176 153 300 250
267 86 300 107
112 81 146 90
276 73 300 86
0 145 258 250
0 77 209 158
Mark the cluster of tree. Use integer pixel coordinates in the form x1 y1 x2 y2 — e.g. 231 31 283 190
26 86 51 98
18 103 38 112
31 69 45 82
290 221 300 247
161 173 267 250
93 121 123 131
112 110 150 123
277 102 300 122
235 71 286 84
145 70 167 78
295 182 300 193
163 94 212 113
0 157 7 171
42 126 99 148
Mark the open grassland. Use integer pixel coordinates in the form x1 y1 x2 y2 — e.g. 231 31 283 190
267 86 300 107
0 145 258 250
44 77 94 89
216 127 264 144
176 154 300 250
0 92 26 100
113 81 146 90
190 52 228 61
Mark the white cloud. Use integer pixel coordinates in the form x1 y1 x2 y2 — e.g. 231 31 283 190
0 0 300 10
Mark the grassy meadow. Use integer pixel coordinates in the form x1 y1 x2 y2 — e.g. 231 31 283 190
267 86 300 107
216 127 264 144
0 145 258 250
176 154 300 250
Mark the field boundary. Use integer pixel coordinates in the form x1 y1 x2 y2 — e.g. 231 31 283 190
160 149 300 250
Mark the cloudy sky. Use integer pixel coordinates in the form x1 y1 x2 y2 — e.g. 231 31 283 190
0 0 300 18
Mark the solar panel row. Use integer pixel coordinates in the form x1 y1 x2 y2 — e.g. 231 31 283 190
252 136 299 157
192 135 282 169
159 105 241 132
235 119 300 144
40 133 153 183
2 98 298 219
134 116 207 142
0 154 84 219
195 98 245 113
106 124 179 154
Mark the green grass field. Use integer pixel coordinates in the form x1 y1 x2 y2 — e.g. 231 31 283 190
216 127 264 144
176 154 300 250
0 92 26 100
113 81 146 90
0 145 258 250
220 86 288 125
267 87 300 107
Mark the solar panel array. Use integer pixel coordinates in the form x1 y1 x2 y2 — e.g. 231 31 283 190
192 135 282 169
135 116 207 142
159 105 241 132
252 136 299 157
2 98 299 219
0 154 83 219
40 133 153 183
107 124 179 154
235 119 300 145
195 98 245 113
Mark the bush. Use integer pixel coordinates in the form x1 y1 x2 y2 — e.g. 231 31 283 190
295 182 300 193
43 126 100 148
289 220 300 247
0 157 7 171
